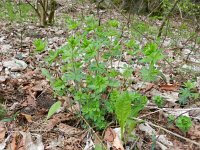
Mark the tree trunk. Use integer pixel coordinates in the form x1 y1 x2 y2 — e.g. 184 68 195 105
40 0 48 26
48 0 56 25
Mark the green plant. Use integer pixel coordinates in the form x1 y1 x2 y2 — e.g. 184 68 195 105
112 91 147 139
0 104 7 120
94 144 105 150
47 101 61 120
33 39 47 53
153 96 164 108
0 111 19 122
167 115 175 124
114 92 132 139
175 116 192 133
178 80 199 105
139 42 164 82
36 16 147 131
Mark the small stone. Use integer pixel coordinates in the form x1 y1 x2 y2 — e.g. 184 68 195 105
5 68 10 75
0 76 7 83
0 44 12 53
56 30 64 35
0 62 3 71
3 58 27 71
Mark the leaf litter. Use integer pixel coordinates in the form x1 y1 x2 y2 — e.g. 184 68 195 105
0 0 200 149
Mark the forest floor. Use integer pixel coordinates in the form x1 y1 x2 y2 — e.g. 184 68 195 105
0 1 200 150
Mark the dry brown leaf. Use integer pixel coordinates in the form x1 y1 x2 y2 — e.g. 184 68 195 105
67 102 80 113
142 83 154 93
26 95 37 107
58 123 82 135
45 113 73 130
20 113 33 123
31 80 48 92
173 140 188 149
188 125 200 140
104 128 116 143
104 128 124 150
7 132 18 150
20 132 44 150
0 124 6 141
159 84 179 91
113 135 124 150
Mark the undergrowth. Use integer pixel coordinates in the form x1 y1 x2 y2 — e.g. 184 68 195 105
34 16 152 133
34 15 199 139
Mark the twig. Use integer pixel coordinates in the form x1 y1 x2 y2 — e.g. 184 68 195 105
139 109 162 119
25 0 41 18
157 0 181 37
146 105 200 111
131 117 200 147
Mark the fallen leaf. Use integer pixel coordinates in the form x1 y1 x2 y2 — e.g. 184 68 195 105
45 113 73 130
112 137 124 150
104 128 124 150
0 124 6 141
58 123 82 135
7 132 18 150
188 125 200 140
104 128 116 143
20 113 33 123
159 84 179 91
84 133 95 150
31 80 48 92
46 135 64 149
20 132 44 150
26 95 37 107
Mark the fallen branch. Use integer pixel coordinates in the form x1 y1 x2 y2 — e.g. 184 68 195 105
132 117 200 147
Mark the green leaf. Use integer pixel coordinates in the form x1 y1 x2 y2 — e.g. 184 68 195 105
178 88 191 105
107 19 119 27
0 104 7 119
95 144 104 150
47 101 61 120
140 66 160 81
41 68 52 80
33 39 47 53
52 78 65 91
175 116 192 133
153 96 164 108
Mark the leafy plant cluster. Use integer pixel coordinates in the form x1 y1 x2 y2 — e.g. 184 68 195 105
168 115 192 133
139 42 164 81
178 80 199 105
34 16 150 132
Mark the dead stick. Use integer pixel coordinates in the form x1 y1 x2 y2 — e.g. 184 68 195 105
131 117 200 147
